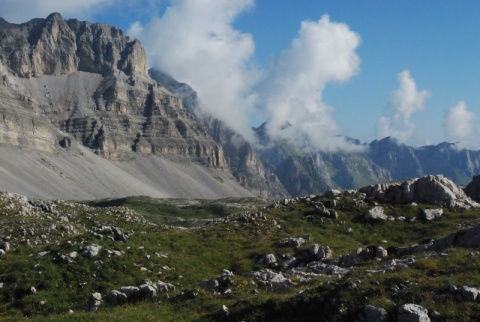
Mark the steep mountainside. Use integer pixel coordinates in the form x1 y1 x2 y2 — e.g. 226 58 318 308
149 69 288 199
0 13 252 199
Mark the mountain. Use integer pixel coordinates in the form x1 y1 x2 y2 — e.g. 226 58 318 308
255 133 480 196
148 69 288 199
0 13 252 199
1 12 479 200
254 124 391 195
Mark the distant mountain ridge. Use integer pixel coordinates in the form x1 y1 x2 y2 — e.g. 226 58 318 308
254 133 480 196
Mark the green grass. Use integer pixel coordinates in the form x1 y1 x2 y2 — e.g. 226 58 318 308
1 193 480 321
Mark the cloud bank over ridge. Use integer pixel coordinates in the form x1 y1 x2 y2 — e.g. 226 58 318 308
257 15 362 152
132 2 363 151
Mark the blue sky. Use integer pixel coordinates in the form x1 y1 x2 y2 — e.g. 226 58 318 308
2 0 480 150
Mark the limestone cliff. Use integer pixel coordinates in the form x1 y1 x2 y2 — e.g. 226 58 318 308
149 69 288 199
0 13 226 169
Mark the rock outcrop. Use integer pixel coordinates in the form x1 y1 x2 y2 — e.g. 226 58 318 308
359 175 479 209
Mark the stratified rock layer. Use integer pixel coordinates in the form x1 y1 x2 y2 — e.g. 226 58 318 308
0 13 226 169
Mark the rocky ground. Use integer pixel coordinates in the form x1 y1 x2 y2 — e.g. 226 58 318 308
1 175 480 321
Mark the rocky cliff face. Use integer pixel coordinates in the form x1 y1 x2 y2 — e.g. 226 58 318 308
0 13 226 169
149 69 288 198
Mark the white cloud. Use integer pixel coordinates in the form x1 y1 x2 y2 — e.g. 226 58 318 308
0 0 115 23
376 70 430 143
444 101 477 148
257 15 362 152
136 0 257 142
127 21 145 39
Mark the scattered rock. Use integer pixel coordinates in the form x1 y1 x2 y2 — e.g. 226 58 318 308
398 303 430 322
419 209 443 222
85 292 103 312
106 290 128 305
83 244 102 258
119 286 140 301
364 206 387 222
276 237 305 248
156 281 175 293
257 253 277 265
249 269 295 292
308 244 332 260
364 304 389 322
199 270 234 294
139 284 157 299
339 246 388 267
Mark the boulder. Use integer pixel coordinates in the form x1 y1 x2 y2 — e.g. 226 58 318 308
1 242 10 252
156 281 175 293
257 253 277 265
199 270 234 294
459 286 480 301
308 244 332 260
276 237 305 248
419 209 443 222
339 246 388 267
82 244 102 258
106 290 128 305
365 206 387 222
119 286 140 301
364 304 389 322
250 269 294 292
398 304 430 322
85 292 103 312
139 284 157 299
465 175 480 202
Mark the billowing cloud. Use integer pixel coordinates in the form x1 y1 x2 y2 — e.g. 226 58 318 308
0 0 115 23
376 70 430 143
444 101 477 148
135 0 257 142
257 15 362 152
